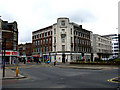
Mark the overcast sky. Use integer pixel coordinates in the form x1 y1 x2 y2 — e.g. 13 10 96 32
0 0 119 44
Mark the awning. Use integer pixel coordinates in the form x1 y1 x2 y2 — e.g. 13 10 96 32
32 55 40 57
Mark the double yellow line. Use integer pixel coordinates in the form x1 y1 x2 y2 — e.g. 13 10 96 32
107 76 120 83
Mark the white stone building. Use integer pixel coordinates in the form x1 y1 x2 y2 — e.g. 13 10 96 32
93 34 112 61
32 17 93 63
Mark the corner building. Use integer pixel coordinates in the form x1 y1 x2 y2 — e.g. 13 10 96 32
32 17 93 63
0 18 18 64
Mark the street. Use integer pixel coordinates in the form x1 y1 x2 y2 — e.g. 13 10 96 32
2 65 119 88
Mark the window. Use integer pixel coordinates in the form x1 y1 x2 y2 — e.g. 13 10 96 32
46 32 48 36
114 46 118 48
112 37 118 39
71 46 73 51
36 48 37 52
50 31 52 35
75 38 77 43
61 21 65 26
54 46 56 51
62 29 65 33
43 47 45 53
54 37 56 43
43 33 44 37
32 36 34 40
114 43 118 45
49 38 51 43
62 45 65 51
38 41 39 45
114 50 119 52
13 43 16 50
79 32 81 36
76 31 78 36
46 47 48 52
71 37 72 43
80 47 82 51
46 38 48 43
62 37 65 43
36 41 37 45
49 46 51 51
40 48 42 52
71 28 72 34
41 40 42 44
0 32 1 39
38 48 39 52
54 29 56 34
40 34 41 38
82 40 84 44
43 39 45 44
14 33 16 40
78 38 79 43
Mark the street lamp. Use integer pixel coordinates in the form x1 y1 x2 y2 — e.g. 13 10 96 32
2 38 6 77
0 38 18 77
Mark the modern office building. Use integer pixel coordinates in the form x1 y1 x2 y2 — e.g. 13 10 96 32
32 17 93 63
93 34 112 61
0 18 18 64
118 30 120 58
103 34 119 58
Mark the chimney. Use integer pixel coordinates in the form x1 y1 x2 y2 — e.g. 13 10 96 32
80 25 82 28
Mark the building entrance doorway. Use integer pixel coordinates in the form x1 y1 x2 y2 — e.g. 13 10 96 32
62 53 65 63
5 56 9 64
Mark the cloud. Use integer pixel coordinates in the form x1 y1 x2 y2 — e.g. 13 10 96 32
68 9 98 23
0 0 119 44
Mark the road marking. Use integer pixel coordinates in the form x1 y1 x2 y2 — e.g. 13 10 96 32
107 76 120 83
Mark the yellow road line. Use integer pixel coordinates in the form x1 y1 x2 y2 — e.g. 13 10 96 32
107 76 120 83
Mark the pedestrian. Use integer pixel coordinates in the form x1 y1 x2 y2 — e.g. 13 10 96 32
28 59 29 63
23 58 26 64
39 59 41 64
54 61 56 66
36 59 39 64
47 60 50 64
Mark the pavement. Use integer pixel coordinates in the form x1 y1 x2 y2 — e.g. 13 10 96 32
56 64 119 70
1 62 119 81
1 69 26 80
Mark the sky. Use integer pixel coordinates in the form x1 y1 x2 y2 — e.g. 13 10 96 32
0 0 119 44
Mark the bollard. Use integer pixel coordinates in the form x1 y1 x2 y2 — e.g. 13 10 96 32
16 66 18 77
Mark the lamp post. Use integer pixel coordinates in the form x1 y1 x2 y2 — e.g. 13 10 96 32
118 2 120 59
1 38 18 77
2 38 6 77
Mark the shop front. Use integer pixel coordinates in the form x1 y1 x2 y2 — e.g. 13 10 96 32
2 50 18 64
32 55 40 62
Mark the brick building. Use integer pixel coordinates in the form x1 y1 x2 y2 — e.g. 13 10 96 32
32 17 93 63
0 18 18 64
18 43 32 62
